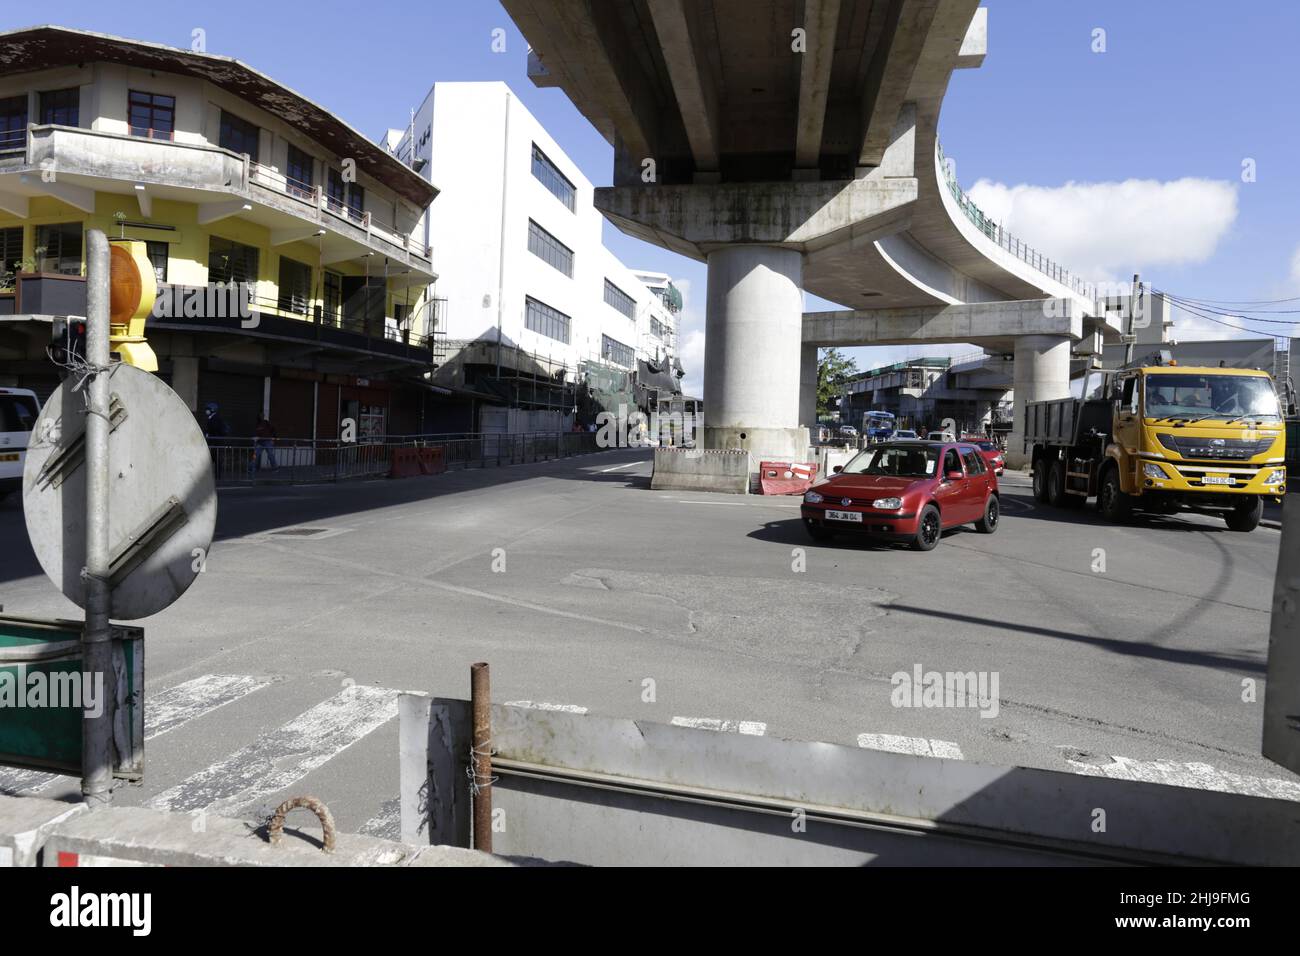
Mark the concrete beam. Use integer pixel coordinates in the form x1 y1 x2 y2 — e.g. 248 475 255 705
19 173 95 213
857 0 940 167
134 184 151 218
955 7 988 70
197 199 253 225
647 0 721 176
793 0 842 174
321 248 374 266
271 226 326 247
803 298 1083 349
596 176 918 261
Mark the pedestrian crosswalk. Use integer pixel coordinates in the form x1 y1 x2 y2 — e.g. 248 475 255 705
3 676 1298 833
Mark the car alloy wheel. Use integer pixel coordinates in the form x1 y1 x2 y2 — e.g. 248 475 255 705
921 511 940 544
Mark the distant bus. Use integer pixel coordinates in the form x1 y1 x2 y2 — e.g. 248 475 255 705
861 410 895 441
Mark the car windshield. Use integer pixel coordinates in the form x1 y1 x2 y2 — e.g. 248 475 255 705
841 444 938 477
1144 374 1280 421
973 441 997 450
0 394 39 432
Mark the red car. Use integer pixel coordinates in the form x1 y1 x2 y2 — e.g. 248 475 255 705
800 441 1000 551
967 439 1006 476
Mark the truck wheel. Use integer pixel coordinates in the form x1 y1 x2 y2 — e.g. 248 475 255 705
1050 460 1083 508
1032 460 1050 503
975 495 1000 534
1225 497 1262 532
1097 467 1132 523
910 505 943 551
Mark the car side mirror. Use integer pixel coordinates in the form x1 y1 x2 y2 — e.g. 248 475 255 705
832 465 843 474
945 470 963 481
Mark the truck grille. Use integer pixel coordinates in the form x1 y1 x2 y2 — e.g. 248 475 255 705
1158 435 1274 460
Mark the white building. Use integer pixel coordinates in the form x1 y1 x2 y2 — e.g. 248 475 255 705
388 81 684 432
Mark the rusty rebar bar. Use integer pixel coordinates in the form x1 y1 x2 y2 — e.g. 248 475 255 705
471 661 492 853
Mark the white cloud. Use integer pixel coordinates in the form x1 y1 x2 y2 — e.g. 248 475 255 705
673 276 706 398
966 177 1238 283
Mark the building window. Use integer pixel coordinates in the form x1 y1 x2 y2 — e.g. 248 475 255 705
219 110 260 161
0 226 22 283
35 223 83 275
0 95 28 152
531 144 575 212
601 334 634 368
524 296 570 344
323 270 342 323
650 316 670 340
145 241 169 285
128 91 175 140
286 144 314 199
40 88 80 127
527 220 573 277
277 256 312 315
603 279 635 319
208 236 259 288
326 168 364 223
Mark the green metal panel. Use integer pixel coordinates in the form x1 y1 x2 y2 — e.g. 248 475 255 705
0 615 143 779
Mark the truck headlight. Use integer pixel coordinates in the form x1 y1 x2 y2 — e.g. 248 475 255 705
873 497 902 509
804 490 824 504
1143 463 1167 480
1265 468 1286 485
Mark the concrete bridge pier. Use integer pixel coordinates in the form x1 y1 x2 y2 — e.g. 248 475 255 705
1006 333 1072 468
704 246 808 462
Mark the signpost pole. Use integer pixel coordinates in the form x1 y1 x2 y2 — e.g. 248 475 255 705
82 229 114 808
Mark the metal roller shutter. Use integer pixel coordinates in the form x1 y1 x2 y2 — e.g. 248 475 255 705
198 370 263 439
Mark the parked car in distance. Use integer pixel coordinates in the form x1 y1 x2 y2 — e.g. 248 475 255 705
800 440 1000 551
0 386 40 502
892 429 918 440
926 430 956 442
968 439 1005 475
839 425 858 436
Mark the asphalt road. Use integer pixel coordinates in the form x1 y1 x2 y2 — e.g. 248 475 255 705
2 447 1296 837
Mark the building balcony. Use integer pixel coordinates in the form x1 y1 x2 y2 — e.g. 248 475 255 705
0 125 434 277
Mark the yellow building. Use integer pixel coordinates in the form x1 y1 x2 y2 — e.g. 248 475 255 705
0 26 444 440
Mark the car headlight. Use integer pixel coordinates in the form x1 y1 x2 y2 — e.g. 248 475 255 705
1143 463 1167 479
872 497 902 510
1265 468 1286 484
804 490 824 504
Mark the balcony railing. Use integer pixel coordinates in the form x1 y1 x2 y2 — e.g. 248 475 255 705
937 140 1097 304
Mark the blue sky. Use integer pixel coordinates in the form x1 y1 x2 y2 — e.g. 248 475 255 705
5 0 1296 389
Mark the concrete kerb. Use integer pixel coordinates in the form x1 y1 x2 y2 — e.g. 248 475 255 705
650 447 752 494
0 794 88 867
27 802 515 867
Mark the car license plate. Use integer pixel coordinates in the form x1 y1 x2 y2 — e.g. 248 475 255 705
0 453 18 462
1202 475 1233 486
825 510 861 522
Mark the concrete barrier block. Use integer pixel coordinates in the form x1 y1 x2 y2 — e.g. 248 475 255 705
42 805 509 867
650 447 752 494
0 794 88 867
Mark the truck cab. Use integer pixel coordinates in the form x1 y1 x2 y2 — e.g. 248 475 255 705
1024 353 1285 531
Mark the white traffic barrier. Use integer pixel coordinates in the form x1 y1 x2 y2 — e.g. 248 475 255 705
41 804 513 867
0 794 88 867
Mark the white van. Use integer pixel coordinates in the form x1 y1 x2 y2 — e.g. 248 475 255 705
0 387 40 502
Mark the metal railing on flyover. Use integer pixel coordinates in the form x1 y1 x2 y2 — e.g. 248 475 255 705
206 431 606 485
936 140 1097 304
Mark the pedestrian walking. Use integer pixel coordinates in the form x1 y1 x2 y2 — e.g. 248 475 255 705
250 416 279 475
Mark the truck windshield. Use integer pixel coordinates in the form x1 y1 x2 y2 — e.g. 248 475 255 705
1144 374 1280 422
841 445 938 477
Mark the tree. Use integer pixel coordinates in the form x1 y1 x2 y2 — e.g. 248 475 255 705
816 348 858 419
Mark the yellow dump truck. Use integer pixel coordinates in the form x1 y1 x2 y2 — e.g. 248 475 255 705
1024 351 1286 531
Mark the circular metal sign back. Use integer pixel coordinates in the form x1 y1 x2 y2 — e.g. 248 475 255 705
22 364 217 620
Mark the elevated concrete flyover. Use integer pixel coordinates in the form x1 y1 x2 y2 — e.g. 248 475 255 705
505 0 1118 474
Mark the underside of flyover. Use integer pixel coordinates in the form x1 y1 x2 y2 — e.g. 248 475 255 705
506 0 1111 472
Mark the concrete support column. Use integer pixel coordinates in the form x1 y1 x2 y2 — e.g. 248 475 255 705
703 245 807 461
1006 333 1071 468
799 343 818 432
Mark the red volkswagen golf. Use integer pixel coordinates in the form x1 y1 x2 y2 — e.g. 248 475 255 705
800 441 1000 551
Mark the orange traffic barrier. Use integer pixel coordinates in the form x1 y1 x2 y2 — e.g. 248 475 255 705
388 447 422 479
417 446 446 475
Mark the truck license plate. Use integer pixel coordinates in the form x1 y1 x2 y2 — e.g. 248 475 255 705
1202 475 1233 485
826 510 862 522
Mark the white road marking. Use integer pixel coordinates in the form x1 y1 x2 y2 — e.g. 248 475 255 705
147 684 399 817
857 733 965 760
599 462 638 473
0 673 274 796
672 716 766 735
1064 753 1300 801
505 700 589 714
